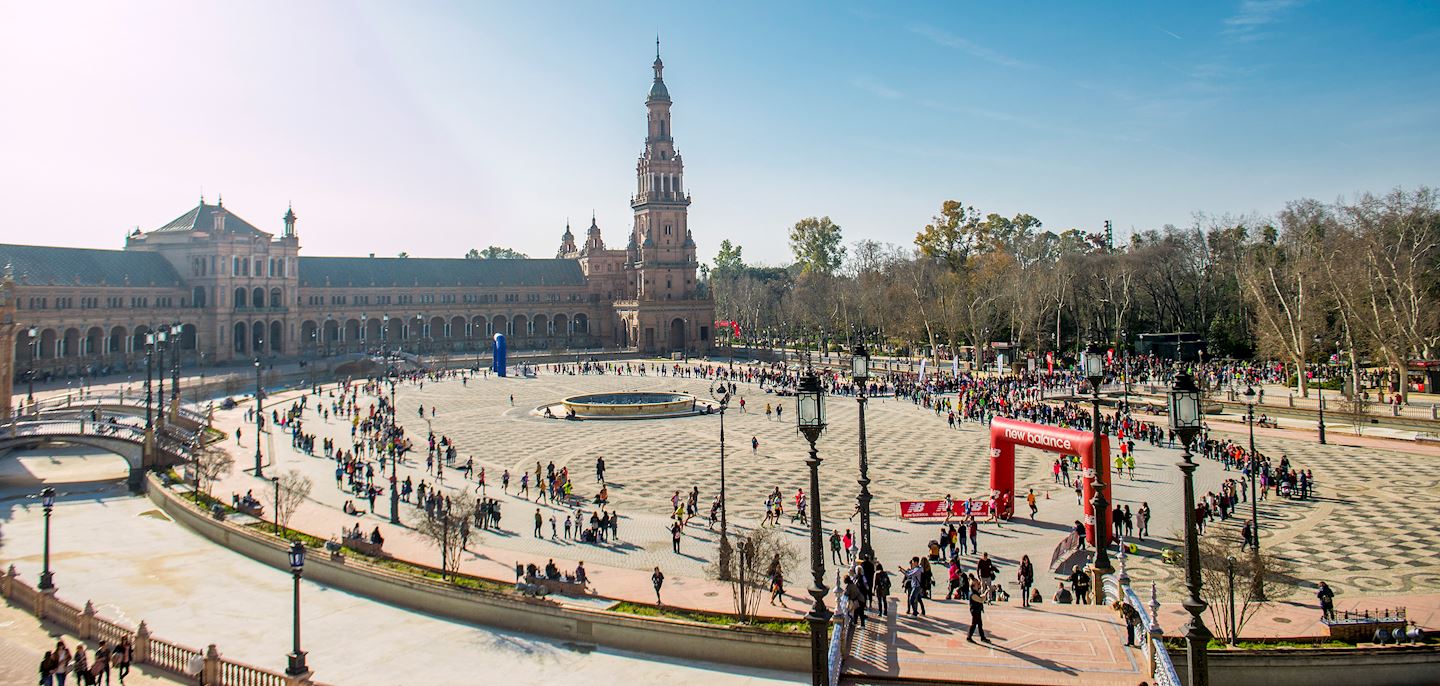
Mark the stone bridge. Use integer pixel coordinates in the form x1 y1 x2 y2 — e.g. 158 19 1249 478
0 414 202 491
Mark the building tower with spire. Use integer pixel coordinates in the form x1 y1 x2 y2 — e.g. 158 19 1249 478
613 43 711 354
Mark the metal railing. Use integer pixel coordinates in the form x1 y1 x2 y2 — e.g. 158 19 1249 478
1102 568 1180 686
0 565 316 685
828 571 852 686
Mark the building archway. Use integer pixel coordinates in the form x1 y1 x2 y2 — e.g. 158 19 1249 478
669 318 686 353
234 322 247 353
269 321 283 354
988 417 1110 543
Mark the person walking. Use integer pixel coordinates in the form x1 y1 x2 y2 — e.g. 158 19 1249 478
874 563 892 617
1026 489 1038 519
1317 581 1336 621
966 580 990 643
652 567 665 604
114 638 132 685
39 651 56 686
533 508 543 538
671 521 683 553
1138 502 1150 539
829 530 843 565
769 567 787 606
52 639 70 686
1018 555 1035 608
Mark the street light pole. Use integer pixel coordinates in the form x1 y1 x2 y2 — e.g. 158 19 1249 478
1169 368 1213 686
1243 387 1266 601
254 357 264 478
171 323 182 416
286 542 309 677
1084 344 1111 602
1226 556 1238 646
272 475 281 536
713 383 732 577
388 344 400 525
27 327 37 408
156 329 166 428
852 343 874 560
795 369 830 686
38 487 56 591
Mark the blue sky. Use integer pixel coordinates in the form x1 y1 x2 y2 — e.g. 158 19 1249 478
0 1 1436 265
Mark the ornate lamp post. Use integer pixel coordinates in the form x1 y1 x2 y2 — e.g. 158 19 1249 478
1313 335 1327 445
38 487 56 591
795 369 830 686
156 328 167 428
254 357 264 478
712 382 733 577
144 333 155 436
170 323 183 415
416 314 424 355
388 338 400 525
1242 387 1266 601
1169 368 1212 686
1083 343 1111 601
851 342 874 560
285 541 309 677
26 327 37 407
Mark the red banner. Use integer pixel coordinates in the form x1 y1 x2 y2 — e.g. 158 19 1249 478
714 320 741 337
899 499 995 520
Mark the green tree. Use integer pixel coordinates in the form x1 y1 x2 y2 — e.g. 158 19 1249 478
469 246 529 259
712 239 746 276
789 216 845 274
914 200 984 271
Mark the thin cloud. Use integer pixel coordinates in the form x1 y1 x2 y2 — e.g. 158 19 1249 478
1162 29 1184 40
851 76 901 100
908 24 1035 70
1223 0 1304 41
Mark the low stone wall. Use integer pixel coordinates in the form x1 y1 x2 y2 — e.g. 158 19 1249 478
148 475 808 673
1169 644 1440 686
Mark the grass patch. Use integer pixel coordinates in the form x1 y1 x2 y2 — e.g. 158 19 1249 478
180 490 237 514
1165 638 1362 651
610 601 808 634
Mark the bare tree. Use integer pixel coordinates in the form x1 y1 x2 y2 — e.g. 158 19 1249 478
706 525 800 623
1171 532 1296 643
270 469 313 535
415 490 478 578
193 445 234 501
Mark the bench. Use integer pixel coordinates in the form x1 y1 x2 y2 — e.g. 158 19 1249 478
523 574 590 597
342 536 390 558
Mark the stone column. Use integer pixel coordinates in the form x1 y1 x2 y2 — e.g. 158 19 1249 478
203 644 222 684
134 621 151 664
80 600 96 640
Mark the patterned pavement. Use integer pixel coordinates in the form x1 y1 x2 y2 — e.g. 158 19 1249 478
355 367 1440 602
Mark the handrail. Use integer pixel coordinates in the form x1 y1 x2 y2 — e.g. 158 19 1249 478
828 573 851 686
0 565 313 684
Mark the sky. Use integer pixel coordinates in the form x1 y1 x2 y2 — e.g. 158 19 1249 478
1 1 1437 266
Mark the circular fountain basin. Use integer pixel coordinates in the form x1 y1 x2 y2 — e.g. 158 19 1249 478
560 392 698 418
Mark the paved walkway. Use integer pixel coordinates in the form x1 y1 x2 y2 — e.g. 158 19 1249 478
0 475 799 685
0 601 182 685
193 363 1440 628
845 601 1145 685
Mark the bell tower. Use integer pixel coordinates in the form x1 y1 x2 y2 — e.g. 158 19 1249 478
629 41 698 302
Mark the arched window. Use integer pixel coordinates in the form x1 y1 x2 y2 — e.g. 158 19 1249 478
234 288 246 309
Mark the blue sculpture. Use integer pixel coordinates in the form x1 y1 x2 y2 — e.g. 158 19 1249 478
493 333 507 377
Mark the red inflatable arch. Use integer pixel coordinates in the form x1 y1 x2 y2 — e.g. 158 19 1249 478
988 417 1111 545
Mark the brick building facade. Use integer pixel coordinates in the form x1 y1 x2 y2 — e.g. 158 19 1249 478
0 51 712 385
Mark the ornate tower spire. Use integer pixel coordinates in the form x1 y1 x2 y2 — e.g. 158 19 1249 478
283 203 297 238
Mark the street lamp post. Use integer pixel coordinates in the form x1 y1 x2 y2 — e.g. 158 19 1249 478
1169 368 1213 686
1083 344 1111 602
26 327 37 408
254 357 264 478
713 383 733 577
156 329 167 427
170 323 183 417
1242 387 1266 601
795 369 831 686
387 343 400 525
285 542 309 677
144 334 155 436
852 343 874 560
271 475 281 536
1226 556 1238 646
38 487 56 591
1313 336 1327 445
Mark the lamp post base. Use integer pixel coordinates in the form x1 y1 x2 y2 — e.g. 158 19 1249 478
285 652 309 677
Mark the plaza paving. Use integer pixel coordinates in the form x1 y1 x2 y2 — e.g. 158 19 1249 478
205 363 1440 623
0 463 798 685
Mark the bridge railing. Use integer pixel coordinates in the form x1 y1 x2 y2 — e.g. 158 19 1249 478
828 569 856 686
1102 557 1180 686
0 565 321 685
27 395 209 425
0 418 202 464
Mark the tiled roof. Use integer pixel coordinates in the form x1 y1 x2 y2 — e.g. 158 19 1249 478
0 244 182 287
298 256 587 288
151 202 270 237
